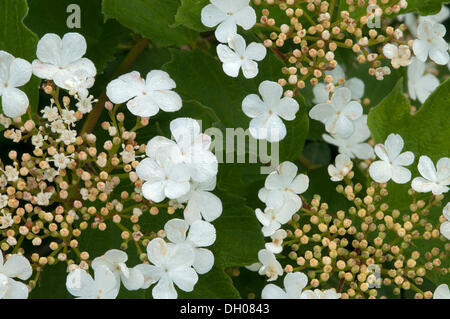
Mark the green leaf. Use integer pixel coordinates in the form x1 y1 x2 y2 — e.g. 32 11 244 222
368 79 450 210
24 0 128 74
404 0 449 15
102 0 198 47
174 0 210 32
0 0 40 114
368 79 450 162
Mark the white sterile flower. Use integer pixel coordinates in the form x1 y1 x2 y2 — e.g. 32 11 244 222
412 156 450 195
201 0 256 43
176 177 222 225
407 58 440 103
66 266 119 299
369 134 415 184
0 51 32 118
434 284 450 299
265 229 287 254
32 33 96 92
261 272 308 299
301 288 342 299
147 118 218 183
440 203 450 240
328 154 353 182
413 21 449 65
91 249 144 291
136 151 190 203
322 115 374 160
217 35 266 79
309 87 363 138
136 238 198 299
106 70 182 117
399 6 450 36
255 207 282 236
383 43 412 68
242 81 299 142
258 161 309 223
0 254 32 299
313 65 364 104
164 219 216 274
257 249 283 281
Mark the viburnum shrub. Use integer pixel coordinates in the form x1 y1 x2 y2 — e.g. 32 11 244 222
0 0 448 299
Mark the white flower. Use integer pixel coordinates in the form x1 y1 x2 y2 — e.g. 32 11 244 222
136 151 191 203
3 166 19 182
91 249 144 291
309 87 363 138
369 134 415 184
413 21 449 65
261 272 307 298
66 266 119 299
313 65 365 104
407 58 440 103
258 161 309 224
164 219 216 274
76 94 95 114
52 153 71 170
434 284 450 299
176 177 222 225
383 43 412 68
440 203 450 240
255 207 283 237
257 249 283 281
57 129 77 145
328 154 353 182
0 213 13 230
301 288 342 299
398 6 450 36
146 118 218 183
201 0 256 43
106 70 182 117
242 81 299 142
265 229 287 254
0 254 32 299
136 238 198 299
322 115 374 160
412 156 450 195
217 35 266 79
0 51 32 118
32 33 96 92
0 195 8 209
41 106 59 122
34 191 53 206
31 133 45 148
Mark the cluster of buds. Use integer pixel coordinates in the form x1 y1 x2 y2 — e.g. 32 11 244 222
272 175 448 299
0 84 175 292
254 0 410 96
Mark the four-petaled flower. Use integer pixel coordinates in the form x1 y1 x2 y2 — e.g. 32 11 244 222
383 43 412 68
106 70 182 117
0 51 32 118
242 81 299 142
217 35 266 79
201 0 256 43
413 21 449 65
412 156 450 195
309 87 363 138
32 33 96 94
0 254 32 299
369 134 415 184
136 238 198 299
328 154 353 182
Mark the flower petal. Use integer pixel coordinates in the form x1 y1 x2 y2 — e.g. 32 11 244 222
164 218 189 244
187 220 216 247
201 4 227 28
193 248 214 274
2 255 32 280
369 161 392 183
1 88 29 118
169 267 198 292
106 71 145 104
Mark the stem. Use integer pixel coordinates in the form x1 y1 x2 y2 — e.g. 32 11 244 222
81 38 150 134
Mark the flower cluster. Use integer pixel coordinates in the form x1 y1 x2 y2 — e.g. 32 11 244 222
0 30 223 299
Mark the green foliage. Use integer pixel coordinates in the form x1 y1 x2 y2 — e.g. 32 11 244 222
102 0 198 47
25 0 128 74
0 0 39 114
175 0 210 32
405 0 450 15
